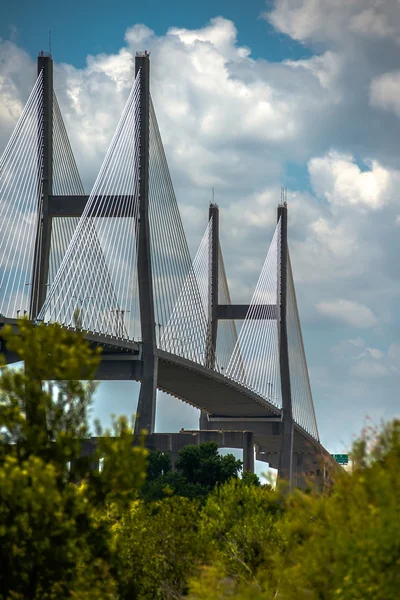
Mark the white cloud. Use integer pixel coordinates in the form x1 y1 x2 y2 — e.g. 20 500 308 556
348 337 365 348
316 299 377 329
308 151 397 209
350 360 389 378
284 51 342 96
350 8 398 40
265 0 400 45
2 10 400 449
331 338 365 360
355 347 384 360
370 70 400 118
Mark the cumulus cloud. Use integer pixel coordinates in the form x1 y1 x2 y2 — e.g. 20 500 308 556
316 299 377 329
308 151 397 209
2 6 400 448
265 0 400 45
350 360 389 379
370 70 400 118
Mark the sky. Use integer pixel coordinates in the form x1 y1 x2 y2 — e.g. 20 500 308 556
1 0 400 463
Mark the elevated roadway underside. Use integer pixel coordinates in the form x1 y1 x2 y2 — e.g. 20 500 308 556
0 318 336 484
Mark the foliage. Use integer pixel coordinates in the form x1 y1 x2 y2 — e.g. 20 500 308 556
141 443 243 502
198 478 285 582
2 320 400 599
176 442 242 489
241 470 261 487
188 420 400 600
0 320 147 599
0 454 114 600
110 496 203 600
146 448 172 481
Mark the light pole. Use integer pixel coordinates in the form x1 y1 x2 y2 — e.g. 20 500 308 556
111 308 130 338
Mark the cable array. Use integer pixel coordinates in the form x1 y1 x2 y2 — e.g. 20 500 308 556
0 71 44 318
287 252 319 440
216 244 239 374
149 97 195 345
49 91 85 288
225 220 281 406
52 92 84 196
0 65 320 439
160 218 212 365
38 72 142 339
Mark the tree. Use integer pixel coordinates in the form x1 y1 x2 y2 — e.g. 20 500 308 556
0 320 147 599
187 420 400 600
198 478 284 581
141 443 243 502
146 449 172 481
175 442 242 489
110 496 203 600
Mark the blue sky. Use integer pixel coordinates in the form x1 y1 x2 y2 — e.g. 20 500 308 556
0 0 311 66
1 0 400 468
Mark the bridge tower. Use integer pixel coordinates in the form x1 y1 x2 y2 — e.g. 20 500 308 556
277 201 294 486
199 200 295 484
200 202 219 429
0 52 320 482
29 51 158 435
30 52 53 320
134 52 158 435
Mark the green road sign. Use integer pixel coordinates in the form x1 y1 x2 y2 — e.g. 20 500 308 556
332 454 349 465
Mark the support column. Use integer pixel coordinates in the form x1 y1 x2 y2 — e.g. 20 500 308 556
243 431 255 473
134 53 158 435
200 202 219 429
277 203 294 487
30 53 53 319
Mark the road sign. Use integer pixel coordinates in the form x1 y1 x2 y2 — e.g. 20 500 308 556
332 454 349 465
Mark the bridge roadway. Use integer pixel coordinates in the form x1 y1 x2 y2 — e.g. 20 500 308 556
1 317 334 485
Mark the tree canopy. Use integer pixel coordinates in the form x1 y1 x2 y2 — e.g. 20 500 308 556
1 320 400 599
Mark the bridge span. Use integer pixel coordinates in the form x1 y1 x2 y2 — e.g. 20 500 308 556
0 51 338 487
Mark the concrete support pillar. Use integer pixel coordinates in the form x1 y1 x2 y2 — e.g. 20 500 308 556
243 430 255 473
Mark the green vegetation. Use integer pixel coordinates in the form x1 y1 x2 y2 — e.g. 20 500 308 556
141 443 243 502
1 321 400 599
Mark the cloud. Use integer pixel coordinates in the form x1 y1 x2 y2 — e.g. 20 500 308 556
308 151 398 209
265 0 400 45
355 347 384 360
370 70 400 118
350 360 389 378
348 337 365 348
316 299 377 329
2 9 400 449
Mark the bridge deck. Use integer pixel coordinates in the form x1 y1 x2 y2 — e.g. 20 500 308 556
1 319 335 478
157 349 280 419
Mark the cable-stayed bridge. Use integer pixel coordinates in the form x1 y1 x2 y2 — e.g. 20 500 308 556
0 51 335 487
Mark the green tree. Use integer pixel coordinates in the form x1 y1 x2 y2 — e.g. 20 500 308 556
146 449 172 481
142 443 243 502
188 420 400 600
199 478 284 582
0 320 147 599
176 442 242 489
241 470 261 487
111 496 203 600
